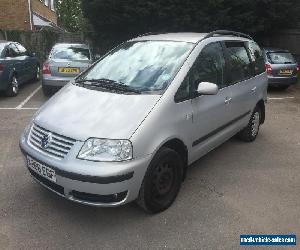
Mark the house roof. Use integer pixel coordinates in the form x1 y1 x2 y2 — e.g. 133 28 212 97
32 12 63 31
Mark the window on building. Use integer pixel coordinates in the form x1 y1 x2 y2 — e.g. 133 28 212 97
50 0 56 11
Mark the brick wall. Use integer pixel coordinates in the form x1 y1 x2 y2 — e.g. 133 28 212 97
0 0 31 31
31 0 57 25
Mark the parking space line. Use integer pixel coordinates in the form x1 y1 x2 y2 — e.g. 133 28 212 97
15 86 42 110
267 97 295 100
0 107 39 110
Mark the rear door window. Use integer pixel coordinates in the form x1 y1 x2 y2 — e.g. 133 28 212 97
15 43 28 56
247 41 265 75
267 52 296 64
224 42 252 84
51 46 91 60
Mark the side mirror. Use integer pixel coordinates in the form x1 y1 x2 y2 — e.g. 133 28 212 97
196 82 219 95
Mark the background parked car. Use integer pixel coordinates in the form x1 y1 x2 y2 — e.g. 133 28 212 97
264 48 299 90
42 43 93 96
0 41 40 96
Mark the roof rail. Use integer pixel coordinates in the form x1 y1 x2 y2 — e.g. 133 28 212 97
203 30 253 41
137 32 163 38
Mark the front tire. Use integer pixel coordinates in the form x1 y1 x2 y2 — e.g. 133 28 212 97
136 147 183 213
5 75 19 97
238 106 261 142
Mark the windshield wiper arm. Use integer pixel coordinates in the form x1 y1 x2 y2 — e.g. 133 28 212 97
75 78 141 94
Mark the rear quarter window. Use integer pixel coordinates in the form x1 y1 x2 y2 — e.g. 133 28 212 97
247 41 265 75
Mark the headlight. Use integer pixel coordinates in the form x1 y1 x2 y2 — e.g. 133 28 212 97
24 122 33 136
78 138 133 162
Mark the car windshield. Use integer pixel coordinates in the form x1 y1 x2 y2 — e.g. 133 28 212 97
267 52 296 64
77 41 194 92
51 45 90 60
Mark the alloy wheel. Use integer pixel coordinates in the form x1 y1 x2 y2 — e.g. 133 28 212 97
36 66 40 80
12 76 19 94
251 111 260 137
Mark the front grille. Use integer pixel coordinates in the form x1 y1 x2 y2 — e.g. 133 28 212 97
28 168 64 195
28 124 76 159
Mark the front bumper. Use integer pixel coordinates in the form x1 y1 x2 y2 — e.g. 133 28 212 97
19 133 152 207
268 75 298 86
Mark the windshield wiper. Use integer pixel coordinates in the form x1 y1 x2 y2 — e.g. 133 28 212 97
75 78 141 94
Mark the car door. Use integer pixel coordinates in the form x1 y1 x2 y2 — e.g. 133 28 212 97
15 43 34 81
6 43 26 83
222 41 257 122
185 42 233 163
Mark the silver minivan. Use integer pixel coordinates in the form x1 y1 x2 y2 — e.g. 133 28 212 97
42 43 93 96
20 31 268 213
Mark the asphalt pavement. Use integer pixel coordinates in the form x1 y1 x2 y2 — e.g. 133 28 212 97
0 81 299 250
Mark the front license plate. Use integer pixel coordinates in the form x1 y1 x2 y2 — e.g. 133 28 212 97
279 69 293 75
27 156 56 183
58 67 80 74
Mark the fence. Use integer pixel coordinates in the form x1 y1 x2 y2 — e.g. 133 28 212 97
2 29 299 63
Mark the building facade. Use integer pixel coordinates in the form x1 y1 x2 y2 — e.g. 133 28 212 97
0 0 58 31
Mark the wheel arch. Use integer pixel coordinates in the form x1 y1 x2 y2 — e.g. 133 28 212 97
160 138 188 181
9 68 18 78
256 100 265 124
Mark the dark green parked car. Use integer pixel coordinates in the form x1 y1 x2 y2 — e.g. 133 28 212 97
0 41 40 96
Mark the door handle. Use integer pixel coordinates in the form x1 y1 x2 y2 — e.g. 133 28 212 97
225 97 232 105
186 112 193 121
251 86 257 93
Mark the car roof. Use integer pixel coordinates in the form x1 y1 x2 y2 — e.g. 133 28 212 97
131 33 208 43
131 32 253 44
0 40 11 45
53 43 90 48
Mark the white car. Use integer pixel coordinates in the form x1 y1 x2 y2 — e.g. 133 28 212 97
20 31 268 213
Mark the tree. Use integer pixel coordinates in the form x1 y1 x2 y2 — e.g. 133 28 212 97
55 0 86 32
81 0 300 39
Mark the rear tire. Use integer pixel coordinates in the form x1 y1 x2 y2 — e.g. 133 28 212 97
42 85 53 96
238 106 261 142
5 75 19 97
136 147 183 213
33 65 41 82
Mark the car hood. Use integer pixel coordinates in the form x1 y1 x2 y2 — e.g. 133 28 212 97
34 84 161 141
